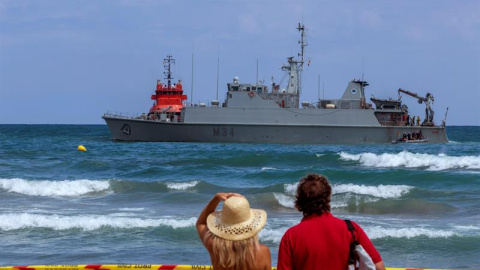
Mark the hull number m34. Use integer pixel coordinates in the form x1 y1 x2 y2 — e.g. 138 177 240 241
213 127 234 137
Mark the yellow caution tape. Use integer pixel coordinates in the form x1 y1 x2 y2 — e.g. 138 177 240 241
387 269 455 270
0 265 455 270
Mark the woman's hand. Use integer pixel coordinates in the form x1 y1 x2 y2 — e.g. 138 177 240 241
196 192 244 248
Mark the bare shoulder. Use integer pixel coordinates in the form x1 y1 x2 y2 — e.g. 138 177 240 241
256 244 271 270
258 243 271 254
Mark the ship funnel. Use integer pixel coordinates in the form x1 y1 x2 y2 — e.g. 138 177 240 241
341 80 367 100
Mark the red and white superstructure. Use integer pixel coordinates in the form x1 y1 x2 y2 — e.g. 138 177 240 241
148 55 187 117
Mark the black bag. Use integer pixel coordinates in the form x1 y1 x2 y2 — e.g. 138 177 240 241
345 220 376 270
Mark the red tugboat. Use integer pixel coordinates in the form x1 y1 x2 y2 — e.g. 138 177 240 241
147 54 187 122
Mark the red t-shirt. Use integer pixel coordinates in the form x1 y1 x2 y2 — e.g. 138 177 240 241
277 212 382 270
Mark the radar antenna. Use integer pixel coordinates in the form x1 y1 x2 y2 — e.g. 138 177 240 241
163 54 175 89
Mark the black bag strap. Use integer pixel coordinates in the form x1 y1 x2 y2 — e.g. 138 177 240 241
345 220 356 238
345 219 358 265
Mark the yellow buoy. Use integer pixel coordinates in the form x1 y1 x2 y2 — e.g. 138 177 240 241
78 145 87 152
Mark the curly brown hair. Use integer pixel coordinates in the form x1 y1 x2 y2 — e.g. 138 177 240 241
294 174 332 217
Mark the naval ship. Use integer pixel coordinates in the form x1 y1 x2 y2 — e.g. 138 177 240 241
103 24 449 144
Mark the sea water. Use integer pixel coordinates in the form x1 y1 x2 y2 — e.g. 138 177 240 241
0 125 478 269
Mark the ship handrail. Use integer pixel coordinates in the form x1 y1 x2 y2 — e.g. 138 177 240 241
103 112 184 123
103 111 143 120
103 112 446 129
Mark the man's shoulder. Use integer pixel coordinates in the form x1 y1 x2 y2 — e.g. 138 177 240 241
342 218 362 230
284 222 302 233
327 213 361 226
284 213 355 234
281 219 309 238
307 213 356 231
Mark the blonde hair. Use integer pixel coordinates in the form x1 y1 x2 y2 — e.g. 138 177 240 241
204 230 259 270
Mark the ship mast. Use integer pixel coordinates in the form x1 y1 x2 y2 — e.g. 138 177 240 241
297 23 307 94
164 54 175 89
282 23 307 95
298 23 306 72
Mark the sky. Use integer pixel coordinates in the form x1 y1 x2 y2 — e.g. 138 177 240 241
0 0 479 125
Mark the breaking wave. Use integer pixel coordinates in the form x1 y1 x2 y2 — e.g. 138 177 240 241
273 192 372 209
257 223 474 244
273 193 295 208
332 183 412 199
339 151 480 171
0 178 110 197
282 183 411 198
283 183 298 195
365 226 455 239
275 183 411 209
0 213 196 231
165 181 200 190
259 228 285 244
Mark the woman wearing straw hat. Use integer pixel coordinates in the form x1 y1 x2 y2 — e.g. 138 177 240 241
196 193 271 270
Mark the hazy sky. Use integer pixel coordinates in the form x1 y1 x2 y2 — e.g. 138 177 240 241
1 0 479 125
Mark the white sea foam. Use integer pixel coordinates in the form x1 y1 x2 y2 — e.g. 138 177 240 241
274 192 362 209
0 213 196 231
109 213 139 217
315 154 325 157
365 226 455 239
339 151 480 171
331 200 349 208
256 224 464 244
273 193 295 208
261 167 277 171
259 228 285 244
283 182 411 199
453 225 480 231
276 186 391 210
165 181 199 190
0 178 110 197
119 208 145 212
333 194 380 209
333 183 412 199
283 183 298 195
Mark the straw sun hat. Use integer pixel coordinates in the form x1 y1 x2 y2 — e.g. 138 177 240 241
207 196 267 241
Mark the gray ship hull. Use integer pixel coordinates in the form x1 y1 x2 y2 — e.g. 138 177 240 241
103 116 448 144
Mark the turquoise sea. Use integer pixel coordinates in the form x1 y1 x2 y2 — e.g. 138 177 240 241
0 125 479 269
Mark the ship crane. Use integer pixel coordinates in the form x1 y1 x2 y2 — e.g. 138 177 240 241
398 88 435 125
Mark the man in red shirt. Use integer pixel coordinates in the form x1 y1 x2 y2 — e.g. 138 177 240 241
277 174 386 270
